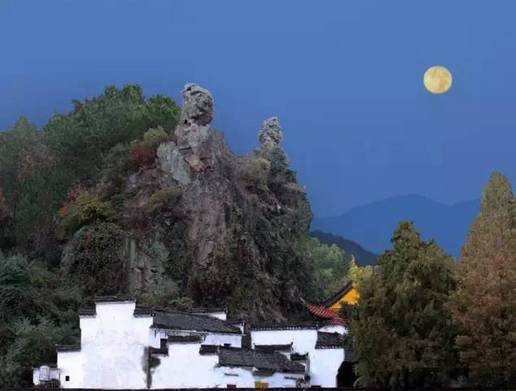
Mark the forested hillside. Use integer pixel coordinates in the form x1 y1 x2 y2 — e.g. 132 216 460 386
311 230 377 265
0 83 353 387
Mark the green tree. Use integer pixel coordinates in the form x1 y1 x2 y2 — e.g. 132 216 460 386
0 254 80 387
44 84 179 182
451 172 516 387
349 256 373 292
0 117 45 247
57 191 115 238
0 254 37 324
352 221 457 389
0 318 77 387
301 236 352 300
61 223 129 296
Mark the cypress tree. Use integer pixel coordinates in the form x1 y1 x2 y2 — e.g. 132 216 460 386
352 221 457 389
451 172 516 387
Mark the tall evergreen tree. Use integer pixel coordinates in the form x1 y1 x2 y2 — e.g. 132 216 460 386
451 172 516 387
352 221 457 389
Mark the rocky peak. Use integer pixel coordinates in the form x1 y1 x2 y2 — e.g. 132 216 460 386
176 83 214 149
259 117 283 150
64 82 315 322
158 83 216 185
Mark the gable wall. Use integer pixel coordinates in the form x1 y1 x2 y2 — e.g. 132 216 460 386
61 301 153 389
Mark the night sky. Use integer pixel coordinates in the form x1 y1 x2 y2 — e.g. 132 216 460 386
1 1 515 215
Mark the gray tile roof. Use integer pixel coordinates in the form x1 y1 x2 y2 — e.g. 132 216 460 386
251 321 321 331
95 296 135 303
290 353 309 361
199 345 220 355
191 307 226 314
152 311 241 334
315 331 344 349
322 279 353 307
78 308 96 316
168 335 203 343
56 344 81 352
134 306 154 316
254 343 293 353
219 347 305 374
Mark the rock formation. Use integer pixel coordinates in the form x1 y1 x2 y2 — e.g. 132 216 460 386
259 117 283 149
63 83 315 321
175 83 214 149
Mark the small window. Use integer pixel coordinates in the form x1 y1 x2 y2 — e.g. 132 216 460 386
255 381 269 389
65 376 70 382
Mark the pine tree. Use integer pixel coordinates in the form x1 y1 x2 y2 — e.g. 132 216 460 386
451 172 516 387
352 221 457 389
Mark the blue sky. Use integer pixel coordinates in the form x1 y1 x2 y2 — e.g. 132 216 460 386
1 1 515 215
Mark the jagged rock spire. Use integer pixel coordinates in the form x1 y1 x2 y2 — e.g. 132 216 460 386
259 117 283 149
176 83 214 148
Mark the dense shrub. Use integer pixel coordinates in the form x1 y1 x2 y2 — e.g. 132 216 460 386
58 191 115 238
0 318 77 387
297 237 352 300
0 254 81 388
61 223 129 296
143 126 169 148
98 143 133 197
239 156 270 190
131 143 156 167
130 127 170 169
147 187 182 213
143 95 180 133
0 255 36 323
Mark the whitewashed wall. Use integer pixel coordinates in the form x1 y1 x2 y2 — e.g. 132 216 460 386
60 301 153 389
250 327 345 388
152 341 303 388
219 367 303 388
57 351 84 388
151 342 219 389
310 348 344 387
204 332 242 347
251 328 318 354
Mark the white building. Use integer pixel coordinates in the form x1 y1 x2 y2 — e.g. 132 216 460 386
33 297 352 389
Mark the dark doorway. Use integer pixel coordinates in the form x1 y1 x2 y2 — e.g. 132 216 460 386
337 361 357 387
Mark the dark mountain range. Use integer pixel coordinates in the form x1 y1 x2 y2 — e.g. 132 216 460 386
312 194 479 257
311 230 378 266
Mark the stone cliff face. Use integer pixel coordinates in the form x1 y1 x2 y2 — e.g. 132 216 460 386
63 83 315 321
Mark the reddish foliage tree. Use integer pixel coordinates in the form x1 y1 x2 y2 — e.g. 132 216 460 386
451 172 516 388
131 143 155 167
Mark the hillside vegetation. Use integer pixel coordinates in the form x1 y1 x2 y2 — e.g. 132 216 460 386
311 230 377 265
0 83 353 387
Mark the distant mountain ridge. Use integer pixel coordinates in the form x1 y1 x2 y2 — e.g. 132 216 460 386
311 230 378 266
312 194 479 257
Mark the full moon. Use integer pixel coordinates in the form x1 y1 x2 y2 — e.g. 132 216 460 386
424 65 452 94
